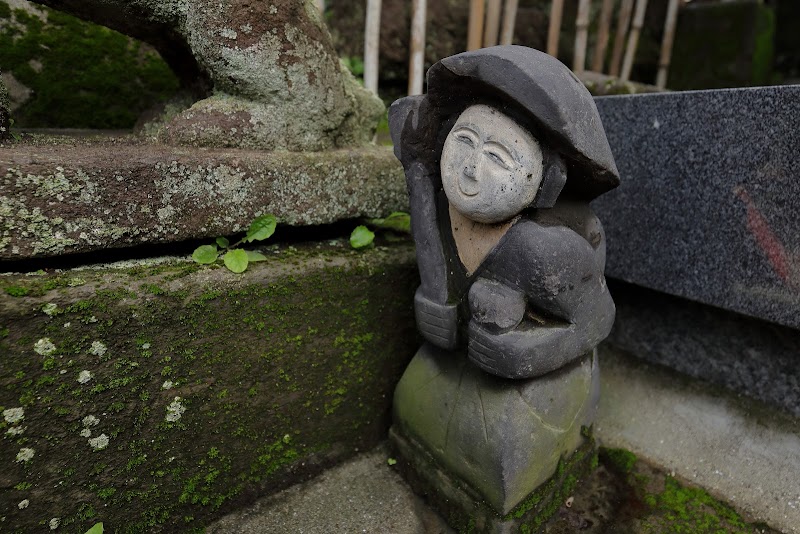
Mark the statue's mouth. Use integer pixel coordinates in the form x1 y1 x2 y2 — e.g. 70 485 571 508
459 176 479 197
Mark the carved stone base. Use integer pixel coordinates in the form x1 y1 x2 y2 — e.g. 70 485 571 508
391 343 599 530
389 427 597 533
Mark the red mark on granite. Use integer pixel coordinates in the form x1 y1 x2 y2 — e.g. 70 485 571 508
734 185 790 284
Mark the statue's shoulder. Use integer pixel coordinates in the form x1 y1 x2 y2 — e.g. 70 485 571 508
531 202 603 248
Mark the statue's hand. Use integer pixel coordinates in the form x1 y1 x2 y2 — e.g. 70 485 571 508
414 288 458 350
389 96 438 171
467 320 506 372
468 278 525 333
467 319 577 379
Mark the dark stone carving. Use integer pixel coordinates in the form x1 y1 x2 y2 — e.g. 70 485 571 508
388 46 619 526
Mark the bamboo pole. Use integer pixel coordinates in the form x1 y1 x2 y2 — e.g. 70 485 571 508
620 0 648 81
408 0 427 95
573 0 591 74
592 0 615 72
499 0 518 45
484 0 502 47
363 0 382 94
609 0 634 76
656 0 681 88
546 0 564 57
467 0 485 51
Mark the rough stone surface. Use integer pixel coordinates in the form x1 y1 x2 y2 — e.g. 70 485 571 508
206 444 452 534
0 69 8 140
30 0 383 150
593 85 800 330
208 438 778 534
0 240 419 533
607 278 800 419
0 137 406 260
392 344 598 514
577 72 663 97
595 345 800 534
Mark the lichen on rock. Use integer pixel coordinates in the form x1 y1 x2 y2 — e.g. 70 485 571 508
1 140 407 260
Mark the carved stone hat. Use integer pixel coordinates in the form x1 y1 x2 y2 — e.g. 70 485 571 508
425 45 620 200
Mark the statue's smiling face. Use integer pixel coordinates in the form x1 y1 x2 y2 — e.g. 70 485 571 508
441 104 544 224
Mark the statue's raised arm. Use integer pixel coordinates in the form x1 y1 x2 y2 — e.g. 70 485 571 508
389 96 460 349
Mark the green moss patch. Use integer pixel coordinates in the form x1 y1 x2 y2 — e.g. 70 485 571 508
0 2 179 128
544 446 780 533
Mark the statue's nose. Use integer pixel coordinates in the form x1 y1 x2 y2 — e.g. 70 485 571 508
463 152 479 179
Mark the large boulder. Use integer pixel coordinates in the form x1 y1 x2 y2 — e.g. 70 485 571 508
30 0 384 149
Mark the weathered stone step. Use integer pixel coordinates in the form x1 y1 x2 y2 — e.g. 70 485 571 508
0 240 418 533
0 137 406 260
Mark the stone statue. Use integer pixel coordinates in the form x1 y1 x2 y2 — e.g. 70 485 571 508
388 46 620 530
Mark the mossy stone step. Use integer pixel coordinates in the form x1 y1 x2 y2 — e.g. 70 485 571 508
0 240 417 533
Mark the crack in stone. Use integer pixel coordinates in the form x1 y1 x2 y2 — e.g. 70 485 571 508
477 383 490 444
444 363 467 449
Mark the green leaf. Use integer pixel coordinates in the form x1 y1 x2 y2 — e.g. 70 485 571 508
223 249 249 273
215 237 229 248
85 524 104 534
192 244 218 264
369 211 411 233
387 457 397 466
350 225 375 249
244 215 277 243
245 250 268 262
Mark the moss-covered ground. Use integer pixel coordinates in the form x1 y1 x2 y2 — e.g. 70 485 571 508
0 1 179 128
0 240 419 532
543 447 780 533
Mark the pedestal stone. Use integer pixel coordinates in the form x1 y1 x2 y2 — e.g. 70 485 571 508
392 344 598 514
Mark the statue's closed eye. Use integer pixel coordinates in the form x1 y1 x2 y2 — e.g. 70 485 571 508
485 150 511 169
484 142 514 170
456 133 476 147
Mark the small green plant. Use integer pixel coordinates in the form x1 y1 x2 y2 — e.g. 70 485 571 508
7 118 22 142
350 225 375 249
349 212 411 250
341 56 365 79
192 215 276 273
85 524 103 534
